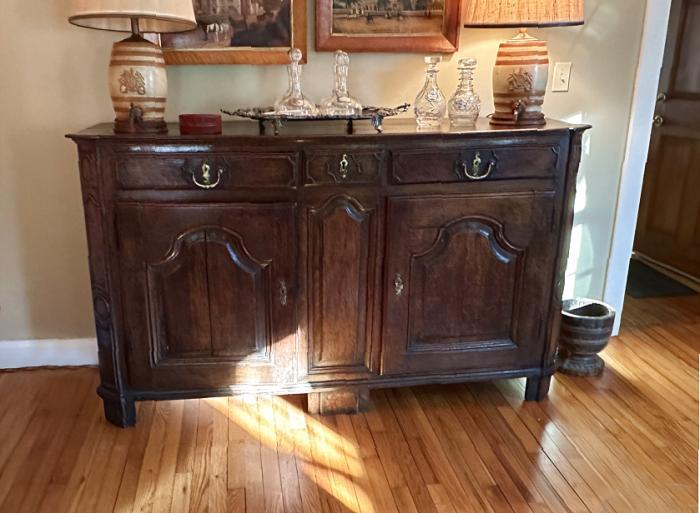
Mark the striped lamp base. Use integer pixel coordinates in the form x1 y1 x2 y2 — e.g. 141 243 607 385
491 31 549 127
109 35 167 134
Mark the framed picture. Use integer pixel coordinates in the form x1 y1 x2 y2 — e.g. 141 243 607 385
316 0 461 53
157 0 307 65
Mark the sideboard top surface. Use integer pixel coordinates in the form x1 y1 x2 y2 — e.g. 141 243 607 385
67 118 590 142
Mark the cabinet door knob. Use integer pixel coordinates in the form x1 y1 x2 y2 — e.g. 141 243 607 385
653 115 664 128
460 152 496 180
393 273 404 297
279 280 288 306
192 162 224 189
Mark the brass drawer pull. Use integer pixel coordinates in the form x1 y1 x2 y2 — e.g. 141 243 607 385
338 154 350 179
460 152 496 180
192 162 224 189
394 273 404 297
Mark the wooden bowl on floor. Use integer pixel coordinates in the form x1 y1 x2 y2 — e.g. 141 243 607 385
558 298 616 377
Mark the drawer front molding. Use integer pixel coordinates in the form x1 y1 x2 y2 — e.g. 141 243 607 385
391 144 560 184
304 150 384 185
116 153 299 190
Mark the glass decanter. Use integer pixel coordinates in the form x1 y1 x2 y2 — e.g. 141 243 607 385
448 58 481 127
320 50 363 116
414 56 446 128
275 48 318 117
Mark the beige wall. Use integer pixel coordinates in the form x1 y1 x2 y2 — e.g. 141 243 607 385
0 0 645 341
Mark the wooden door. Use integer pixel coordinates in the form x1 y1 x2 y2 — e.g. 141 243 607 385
117 203 297 390
634 0 700 278
381 193 557 376
302 193 380 380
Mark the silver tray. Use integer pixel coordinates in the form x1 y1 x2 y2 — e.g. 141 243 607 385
221 104 410 135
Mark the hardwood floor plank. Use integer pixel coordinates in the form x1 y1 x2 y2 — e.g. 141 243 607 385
391 387 488 513
334 413 376 513
94 421 136 513
209 398 229 513
257 395 286 513
441 386 537 513
272 396 304 513
155 400 186 513
188 399 214 513
306 411 355 513
175 399 200 475
492 380 627 513
319 414 364 513
0 372 49 472
411 387 507 513
240 394 265 513
112 402 157 513
130 400 178 513
170 473 193 513
2 371 93 513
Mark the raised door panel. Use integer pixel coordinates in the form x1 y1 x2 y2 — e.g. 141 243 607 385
118 203 296 390
147 230 212 359
306 195 378 378
408 219 522 352
381 194 556 376
205 230 271 359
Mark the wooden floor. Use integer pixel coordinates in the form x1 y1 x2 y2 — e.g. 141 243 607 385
0 294 697 513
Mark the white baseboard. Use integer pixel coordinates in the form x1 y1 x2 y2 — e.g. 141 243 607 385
0 338 98 369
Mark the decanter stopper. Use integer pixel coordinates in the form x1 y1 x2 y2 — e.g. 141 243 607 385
414 56 446 129
320 50 363 116
448 58 481 127
275 48 318 117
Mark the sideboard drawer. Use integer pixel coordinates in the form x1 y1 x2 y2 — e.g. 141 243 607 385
391 145 560 184
116 153 298 190
304 150 384 185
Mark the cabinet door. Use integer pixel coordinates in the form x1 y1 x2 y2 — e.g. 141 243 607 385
302 194 380 379
117 203 297 390
381 194 557 375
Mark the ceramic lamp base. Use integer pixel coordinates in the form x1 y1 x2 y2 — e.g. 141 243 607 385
490 29 549 127
109 34 168 134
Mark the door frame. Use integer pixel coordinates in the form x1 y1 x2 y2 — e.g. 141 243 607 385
603 0 673 334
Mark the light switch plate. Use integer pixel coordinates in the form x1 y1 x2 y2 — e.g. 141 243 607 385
552 62 572 92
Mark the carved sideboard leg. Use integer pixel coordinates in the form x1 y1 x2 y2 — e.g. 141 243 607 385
98 386 136 427
307 387 370 415
525 375 552 401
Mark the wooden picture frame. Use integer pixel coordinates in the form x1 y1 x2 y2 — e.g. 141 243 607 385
316 0 461 53
157 0 307 65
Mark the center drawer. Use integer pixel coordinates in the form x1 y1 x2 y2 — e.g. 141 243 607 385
116 153 299 190
304 149 385 185
391 144 560 184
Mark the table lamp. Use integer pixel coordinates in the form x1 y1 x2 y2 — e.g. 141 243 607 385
69 0 197 134
464 0 583 127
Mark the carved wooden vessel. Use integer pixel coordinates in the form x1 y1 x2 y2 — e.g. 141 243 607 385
68 119 588 427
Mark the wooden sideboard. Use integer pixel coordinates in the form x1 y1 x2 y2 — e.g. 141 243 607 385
68 119 588 427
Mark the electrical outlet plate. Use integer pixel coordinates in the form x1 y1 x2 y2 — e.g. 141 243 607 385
552 62 572 92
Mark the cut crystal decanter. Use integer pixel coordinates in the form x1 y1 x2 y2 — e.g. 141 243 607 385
414 56 446 128
275 48 318 117
320 50 363 116
448 58 481 127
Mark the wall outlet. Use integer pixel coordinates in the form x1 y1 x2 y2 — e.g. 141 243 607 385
552 62 572 92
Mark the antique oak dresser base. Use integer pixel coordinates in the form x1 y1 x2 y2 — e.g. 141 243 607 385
69 119 587 427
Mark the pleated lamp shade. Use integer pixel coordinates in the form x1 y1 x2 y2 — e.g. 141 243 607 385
69 0 197 33
463 0 584 28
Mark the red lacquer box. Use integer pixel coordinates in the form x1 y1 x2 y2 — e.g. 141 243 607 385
179 114 222 135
